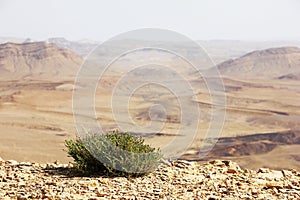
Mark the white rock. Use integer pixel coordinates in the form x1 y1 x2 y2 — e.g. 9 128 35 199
173 160 193 168
282 170 293 177
0 171 6 179
257 170 283 180
19 162 31 166
239 194 252 199
17 195 29 200
207 195 220 200
6 160 19 165
266 181 283 189
258 168 270 173
160 159 172 167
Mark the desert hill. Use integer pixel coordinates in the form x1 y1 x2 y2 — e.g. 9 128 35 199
184 47 300 170
0 41 299 170
47 37 98 56
217 46 300 79
0 42 83 80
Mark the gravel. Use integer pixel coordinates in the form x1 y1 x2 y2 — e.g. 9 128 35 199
0 157 300 199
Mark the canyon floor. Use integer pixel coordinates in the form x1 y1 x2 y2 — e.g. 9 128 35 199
0 77 299 170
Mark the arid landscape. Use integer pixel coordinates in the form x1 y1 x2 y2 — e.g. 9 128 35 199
0 38 300 171
1 1 300 199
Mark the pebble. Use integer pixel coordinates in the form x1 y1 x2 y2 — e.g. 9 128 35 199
257 170 283 180
6 160 19 166
258 168 270 173
0 159 299 199
282 169 293 177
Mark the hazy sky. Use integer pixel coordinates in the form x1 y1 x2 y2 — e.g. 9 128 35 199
0 0 299 41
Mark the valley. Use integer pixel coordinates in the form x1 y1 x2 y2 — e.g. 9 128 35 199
0 40 299 170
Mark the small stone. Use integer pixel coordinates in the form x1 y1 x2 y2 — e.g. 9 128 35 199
223 160 241 173
17 195 29 200
239 194 252 199
88 182 98 190
99 179 108 184
253 178 267 185
266 181 283 189
68 163 74 168
258 168 270 173
46 163 53 169
78 180 88 186
19 162 31 166
282 170 293 177
272 187 279 194
208 195 220 200
173 160 192 168
160 158 172 167
251 188 258 195
227 168 238 173
89 197 102 200
96 190 108 197
210 173 227 180
0 157 4 165
54 160 60 165
0 171 6 179
257 194 273 199
18 181 26 187
6 160 19 165
210 160 224 165
258 170 283 180
39 164 47 169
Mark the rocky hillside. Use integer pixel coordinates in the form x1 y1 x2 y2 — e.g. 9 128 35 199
0 158 299 199
217 47 300 79
47 37 97 56
0 42 83 80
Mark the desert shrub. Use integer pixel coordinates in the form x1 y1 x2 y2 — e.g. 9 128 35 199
65 130 163 177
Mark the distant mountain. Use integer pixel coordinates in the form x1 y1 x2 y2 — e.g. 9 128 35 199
2 37 300 65
217 47 300 79
198 40 300 65
277 73 300 80
47 37 98 56
0 37 26 44
0 42 83 80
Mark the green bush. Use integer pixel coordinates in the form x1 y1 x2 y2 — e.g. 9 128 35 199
65 130 163 177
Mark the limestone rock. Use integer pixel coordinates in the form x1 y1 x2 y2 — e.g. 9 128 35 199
257 170 283 180
0 159 299 199
6 160 19 166
282 170 293 177
258 168 270 173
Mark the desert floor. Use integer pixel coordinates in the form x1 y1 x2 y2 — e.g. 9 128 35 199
0 77 299 170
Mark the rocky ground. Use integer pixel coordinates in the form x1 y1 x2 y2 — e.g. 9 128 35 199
0 157 300 200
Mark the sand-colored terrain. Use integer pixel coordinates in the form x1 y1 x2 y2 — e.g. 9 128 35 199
0 76 299 170
0 42 299 170
0 80 76 162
